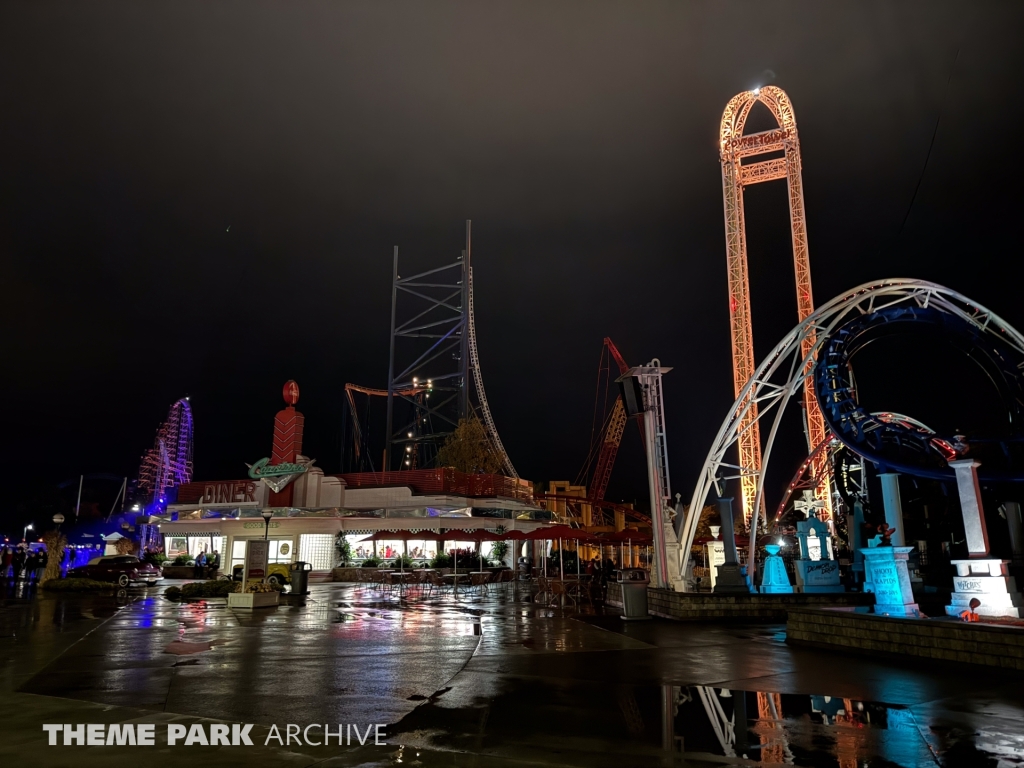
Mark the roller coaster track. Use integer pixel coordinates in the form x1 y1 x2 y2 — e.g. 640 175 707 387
468 267 518 479
681 279 1024 585
771 412 934 525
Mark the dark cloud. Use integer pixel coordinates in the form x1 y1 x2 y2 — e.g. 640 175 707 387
1 2 1021 528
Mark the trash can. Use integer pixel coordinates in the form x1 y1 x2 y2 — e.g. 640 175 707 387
289 561 312 595
617 568 651 621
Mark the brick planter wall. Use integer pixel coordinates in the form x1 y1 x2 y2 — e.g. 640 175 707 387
605 583 871 621
787 607 1024 670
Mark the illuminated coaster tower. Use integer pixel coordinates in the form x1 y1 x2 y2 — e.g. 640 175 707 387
719 85 831 527
137 397 194 504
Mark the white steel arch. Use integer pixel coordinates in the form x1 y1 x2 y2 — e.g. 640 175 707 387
679 279 1024 586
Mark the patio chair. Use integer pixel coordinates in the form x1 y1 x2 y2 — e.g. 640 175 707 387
470 571 490 595
427 570 451 598
534 575 550 605
549 579 576 609
497 569 515 596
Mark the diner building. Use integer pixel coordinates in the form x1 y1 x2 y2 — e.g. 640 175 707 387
149 381 553 579
155 465 551 577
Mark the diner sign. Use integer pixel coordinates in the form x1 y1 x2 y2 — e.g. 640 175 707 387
247 457 308 493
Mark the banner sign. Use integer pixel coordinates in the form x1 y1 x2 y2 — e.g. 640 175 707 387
244 539 270 581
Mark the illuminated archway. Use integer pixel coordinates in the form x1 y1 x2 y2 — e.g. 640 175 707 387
719 85 830 527
680 279 1024 585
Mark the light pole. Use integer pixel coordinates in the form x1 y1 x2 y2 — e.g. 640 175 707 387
261 510 274 541
23 523 33 542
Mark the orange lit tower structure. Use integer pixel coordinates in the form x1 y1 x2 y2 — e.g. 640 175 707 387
719 85 831 527
269 380 305 507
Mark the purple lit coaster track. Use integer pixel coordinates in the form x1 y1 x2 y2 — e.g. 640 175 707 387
680 279 1024 585
137 397 194 505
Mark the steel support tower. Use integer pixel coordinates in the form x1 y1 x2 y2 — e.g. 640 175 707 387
719 85 831 527
383 221 517 477
384 226 470 471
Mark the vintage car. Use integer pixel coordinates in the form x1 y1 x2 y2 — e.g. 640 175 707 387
231 562 291 585
68 555 162 587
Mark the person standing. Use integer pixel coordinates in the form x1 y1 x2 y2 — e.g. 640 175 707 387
25 550 38 582
193 551 206 579
13 547 26 581
207 550 220 579
1 547 12 579
36 548 49 581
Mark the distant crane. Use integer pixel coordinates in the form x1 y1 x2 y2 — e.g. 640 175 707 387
587 338 637 504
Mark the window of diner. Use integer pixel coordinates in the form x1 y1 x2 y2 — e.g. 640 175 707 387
298 534 333 570
231 540 246 572
405 540 437 561
186 535 226 560
269 539 294 564
165 537 188 559
347 534 370 561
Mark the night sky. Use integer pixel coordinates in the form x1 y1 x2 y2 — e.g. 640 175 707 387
3 2 1023 534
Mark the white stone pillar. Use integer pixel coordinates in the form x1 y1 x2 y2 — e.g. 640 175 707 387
878 473 906 547
948 459 989 556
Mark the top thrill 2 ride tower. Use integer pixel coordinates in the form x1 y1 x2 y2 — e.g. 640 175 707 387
719 86 832 528
382 221 516 476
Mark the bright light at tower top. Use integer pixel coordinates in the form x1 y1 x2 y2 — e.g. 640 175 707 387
752 87 760 95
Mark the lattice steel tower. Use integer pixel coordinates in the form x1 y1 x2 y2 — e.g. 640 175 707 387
719 85 831 527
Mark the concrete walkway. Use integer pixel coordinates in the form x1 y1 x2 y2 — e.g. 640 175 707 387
2 581 1023 766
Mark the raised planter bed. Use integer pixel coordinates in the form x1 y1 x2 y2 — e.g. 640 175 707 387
227 592 279 610
605 583 872 621
787 607 1024 670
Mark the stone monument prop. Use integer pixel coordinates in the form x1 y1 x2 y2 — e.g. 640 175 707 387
705 525 725 589
791 493 844 593
944 459 1024 618
759 543 794 594
862 545 919 617
712 497 753 594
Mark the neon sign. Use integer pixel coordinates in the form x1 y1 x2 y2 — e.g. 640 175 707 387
247 458 308 480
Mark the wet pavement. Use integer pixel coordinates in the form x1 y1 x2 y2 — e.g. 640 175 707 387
1 580 1023 767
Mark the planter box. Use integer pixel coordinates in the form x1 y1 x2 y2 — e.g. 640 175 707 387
227 592 279 610
162 566 198 579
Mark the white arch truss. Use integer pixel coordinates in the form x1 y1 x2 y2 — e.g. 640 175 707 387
679 278 1024 586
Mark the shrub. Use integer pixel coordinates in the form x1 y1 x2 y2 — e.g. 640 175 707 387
42 578 115 592
361 556 381 568
334 533 353 567
491 540 510 566
172 555 193 566
391 555 413 569
429 552 451 569
143 548 167 567
165 581 237 601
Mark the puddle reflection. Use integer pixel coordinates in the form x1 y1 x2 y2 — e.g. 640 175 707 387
667 685 1017 766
